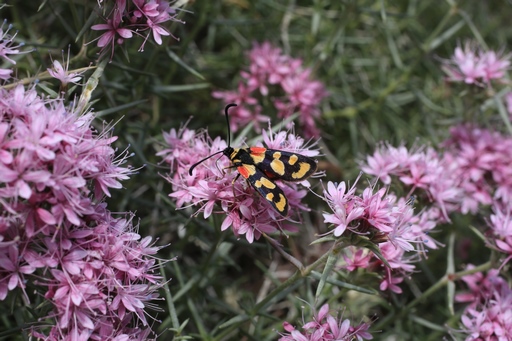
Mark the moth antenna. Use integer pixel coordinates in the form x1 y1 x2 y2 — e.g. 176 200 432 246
188 103 237 176
189 150 224 175
224 103 237 147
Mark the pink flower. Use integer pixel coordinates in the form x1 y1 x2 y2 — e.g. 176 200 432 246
0 83 162 339
443 124 512 212
134 0 184 50
29 211 163 339
442 43 485 84
212 82 267 132
487 204 512 257
47 49 85 87
0 68 12 80
133 0 160 19
455 266 507 305
0 21 24 65
212 42 327 137
274 69 327 137
343 247 371 271
279 303 373 340
321 177 430 293
322 180 364 237
323 164 449 293
362 143 462 219
442 42 510 85
92 0 184 58
91 12 134 59
0 245 35 301
481 50 510 82
0 21 28 81
458 269 512 340
360 143 401 184
0 85 133 229
379 269 404 294
158 122 319 243
322 178 418 243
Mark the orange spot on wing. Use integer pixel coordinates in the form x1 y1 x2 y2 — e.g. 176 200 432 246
237 166 250 178
250 146 266 154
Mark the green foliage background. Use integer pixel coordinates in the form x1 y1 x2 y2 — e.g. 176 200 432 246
2 1 512 340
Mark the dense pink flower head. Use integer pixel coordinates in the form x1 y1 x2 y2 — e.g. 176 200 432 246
361 143 462 219
0 84 162 339
457 269 512 340
158 122 320 243
212 41 328 138
322 177 419 244
442 42 510 85
0 85 133 233
91 0 184 59
322 176 432 293
363 125 512 218
25 210 163 340
443 124 512 213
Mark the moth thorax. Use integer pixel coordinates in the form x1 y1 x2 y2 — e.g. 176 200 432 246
228 148 239 160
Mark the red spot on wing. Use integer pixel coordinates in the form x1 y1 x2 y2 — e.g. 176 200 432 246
250 146 266 154
264 170 279 179
237 165 250 179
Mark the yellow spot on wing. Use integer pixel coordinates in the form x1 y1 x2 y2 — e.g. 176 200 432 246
270 159 285 175
288 154 298 165
274 193 287 212
255 177 276 189
251 153 265 163
266 193 274 201
292 162 311 179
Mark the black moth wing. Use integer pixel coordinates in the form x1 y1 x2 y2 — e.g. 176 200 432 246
243 165 289 216
256 149 317 182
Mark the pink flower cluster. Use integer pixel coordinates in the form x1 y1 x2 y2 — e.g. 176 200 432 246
157 123 319 243
0 85 161 339
279 303 373 341
488 204 512 260
91 0 184 59
28 208 162 340
212 42 328 137
321 178 438 293
456 268 512 340
442 124 512 214
358 123 512 293
362 124 512 217
0 86 132 228
361 143 461 220
0 21 25 81
442 42 510 85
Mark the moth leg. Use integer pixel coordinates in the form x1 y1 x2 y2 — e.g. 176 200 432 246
230 173 241 202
